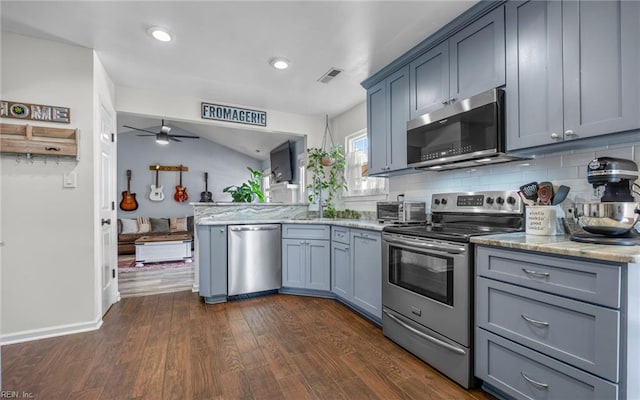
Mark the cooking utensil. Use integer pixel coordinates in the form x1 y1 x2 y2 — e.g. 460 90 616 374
551 185 570 205
572 202 640 235
519 182 539 202
537 182 554 205
517 191 534 206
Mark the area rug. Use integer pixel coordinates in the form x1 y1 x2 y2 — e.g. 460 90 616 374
118 253 194 272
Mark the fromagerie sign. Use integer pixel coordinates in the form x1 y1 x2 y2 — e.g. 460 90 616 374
201 103 266 127
1 100 70 123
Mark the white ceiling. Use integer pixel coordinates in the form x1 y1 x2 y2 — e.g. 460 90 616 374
1 0 477 159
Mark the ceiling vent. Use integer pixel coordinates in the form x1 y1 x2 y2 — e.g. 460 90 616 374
317 67 343 84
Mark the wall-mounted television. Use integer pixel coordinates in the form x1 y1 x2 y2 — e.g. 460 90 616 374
269 140 293 183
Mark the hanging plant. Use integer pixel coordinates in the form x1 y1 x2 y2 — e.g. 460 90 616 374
306 144 347 214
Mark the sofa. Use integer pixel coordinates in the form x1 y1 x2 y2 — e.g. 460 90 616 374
117 216 195 255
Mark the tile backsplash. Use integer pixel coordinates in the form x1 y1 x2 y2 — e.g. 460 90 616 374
385 142 640 212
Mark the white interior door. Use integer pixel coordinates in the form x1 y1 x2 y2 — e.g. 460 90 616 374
99 100 117 315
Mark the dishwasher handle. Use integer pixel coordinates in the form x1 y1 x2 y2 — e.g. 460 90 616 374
229 224 280 232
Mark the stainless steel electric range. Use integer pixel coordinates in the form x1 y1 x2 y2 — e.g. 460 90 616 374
382 191 524 388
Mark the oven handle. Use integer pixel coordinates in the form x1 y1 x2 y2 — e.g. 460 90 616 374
383 310 467 355
383 237 466 254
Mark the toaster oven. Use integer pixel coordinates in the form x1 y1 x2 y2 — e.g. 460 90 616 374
377 200 426 223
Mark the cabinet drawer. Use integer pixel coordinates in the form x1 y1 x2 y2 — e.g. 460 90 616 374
282 224 330 240
477 277 620 382
476 246 621 308
476 329 618 400
331 226 350 244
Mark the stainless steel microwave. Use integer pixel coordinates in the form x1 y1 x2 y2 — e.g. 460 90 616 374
406 88 521 171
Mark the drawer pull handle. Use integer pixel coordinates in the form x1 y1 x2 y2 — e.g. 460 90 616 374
522 268 550 278
521 314 550 327
521 372 549 389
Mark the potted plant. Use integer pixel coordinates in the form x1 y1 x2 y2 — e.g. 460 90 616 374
306 144 347 216
223 167 265 202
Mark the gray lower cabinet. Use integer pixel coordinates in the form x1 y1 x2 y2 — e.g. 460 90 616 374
506 0 640 151
330 227 382 321
410 5 505 118
197 225 227 303
475 245 637 400
282 225 330 291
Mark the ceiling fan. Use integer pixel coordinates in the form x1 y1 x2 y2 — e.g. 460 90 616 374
123 119 200 144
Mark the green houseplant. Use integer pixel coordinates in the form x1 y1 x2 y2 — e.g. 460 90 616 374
223 167 265 202
306 144 347 215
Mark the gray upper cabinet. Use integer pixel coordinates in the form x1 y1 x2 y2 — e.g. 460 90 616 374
506 0 640 151
367 66 410 175
410 6 505 119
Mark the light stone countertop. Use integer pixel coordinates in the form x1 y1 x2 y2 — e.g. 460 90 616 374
471 232 640 264
196 218 388 232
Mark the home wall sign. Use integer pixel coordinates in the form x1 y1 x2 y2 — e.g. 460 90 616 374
0 100 70 123
201 103 266 127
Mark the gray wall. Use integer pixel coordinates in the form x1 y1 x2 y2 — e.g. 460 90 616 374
117 132 262 218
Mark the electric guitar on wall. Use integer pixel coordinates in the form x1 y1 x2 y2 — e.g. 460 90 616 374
149 165 165 201
200 172 213 202
119 169 139 211
174 165 189 202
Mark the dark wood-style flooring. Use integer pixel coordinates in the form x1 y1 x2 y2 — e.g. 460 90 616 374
2 292 495 399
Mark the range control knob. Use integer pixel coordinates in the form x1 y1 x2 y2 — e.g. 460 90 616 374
486 197 494 205
434 199 440 205
496 197 504 205
507 196 516 205
441 198 448 205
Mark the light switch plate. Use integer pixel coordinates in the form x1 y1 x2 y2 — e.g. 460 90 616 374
63 171 77 188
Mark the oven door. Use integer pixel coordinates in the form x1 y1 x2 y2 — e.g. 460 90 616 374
382 233 471 346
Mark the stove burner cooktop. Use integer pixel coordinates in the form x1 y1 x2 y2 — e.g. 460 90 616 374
384 223 522 242
570 231 640 246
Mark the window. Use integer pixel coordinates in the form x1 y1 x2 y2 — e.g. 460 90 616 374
344 130 387 196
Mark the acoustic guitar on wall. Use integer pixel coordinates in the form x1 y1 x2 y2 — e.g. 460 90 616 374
174 165 189 202
149 165 165 201
119 169 139 211
200 172 213 202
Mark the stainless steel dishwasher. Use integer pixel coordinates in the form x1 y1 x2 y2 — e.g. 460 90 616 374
228 224 281 296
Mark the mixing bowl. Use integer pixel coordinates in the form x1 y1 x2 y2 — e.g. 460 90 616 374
572 202 640 235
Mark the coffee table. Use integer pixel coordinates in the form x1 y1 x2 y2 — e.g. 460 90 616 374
134 233 193 267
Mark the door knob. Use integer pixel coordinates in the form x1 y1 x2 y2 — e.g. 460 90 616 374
101 218 111 226
564 129 576 137
550 132 560 140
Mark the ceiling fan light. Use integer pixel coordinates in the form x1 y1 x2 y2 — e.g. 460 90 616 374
148 26 173 42
156 133 170 145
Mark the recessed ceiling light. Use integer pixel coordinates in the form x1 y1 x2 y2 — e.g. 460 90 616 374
148 26 173 42
269 58 289 70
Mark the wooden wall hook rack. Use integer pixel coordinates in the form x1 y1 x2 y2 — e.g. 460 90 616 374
0 122 79 160
148 165 189 172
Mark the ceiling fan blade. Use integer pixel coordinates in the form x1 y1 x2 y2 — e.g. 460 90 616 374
123 125 158 134
136 134 156 137
170 137 182 142
170 134 200 139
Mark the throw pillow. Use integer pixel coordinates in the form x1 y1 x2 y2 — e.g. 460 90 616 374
137 217 151 233
150 218 170 233
170 217 187 232
121 218 138 234
187 216 194 232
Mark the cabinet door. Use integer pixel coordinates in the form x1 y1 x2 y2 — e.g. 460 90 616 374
351 230 382 318
387 66 410 172
306 240 330 291
282 238 305 288
449 6 506 102
197 225 227 299
367 80 388 175
505 0 563 150
562 0 640 140
409 41 449 119
331 241 351 299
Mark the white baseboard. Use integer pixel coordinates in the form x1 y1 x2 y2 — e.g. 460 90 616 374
1 318 103 345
